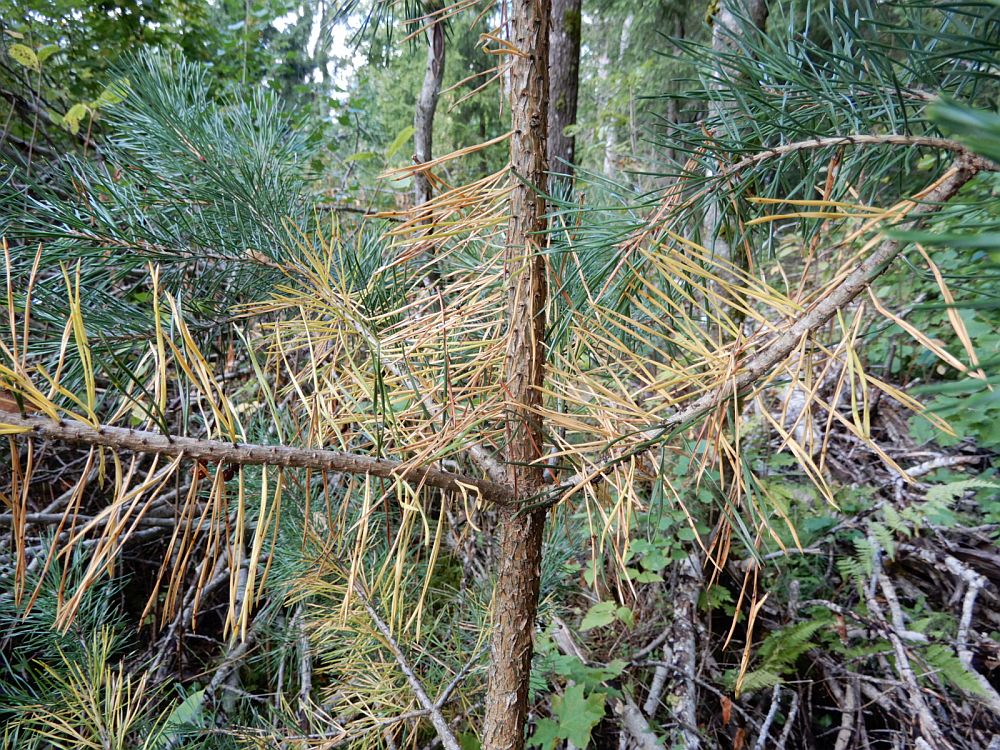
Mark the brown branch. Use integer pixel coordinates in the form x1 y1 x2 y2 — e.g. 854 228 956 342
720 134 995 177
674 160 984 421
0 410 515 506
556 157 988 499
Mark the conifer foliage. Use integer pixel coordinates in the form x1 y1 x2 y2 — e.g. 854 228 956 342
2 1 1000 749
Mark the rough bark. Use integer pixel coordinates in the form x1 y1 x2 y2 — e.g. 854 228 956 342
664 556 702 749
547 0 581 178
414 15 446 207
482 1 550 749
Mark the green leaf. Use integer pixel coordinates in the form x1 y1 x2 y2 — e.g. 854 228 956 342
583 559 600 587
344 150 377 163
8 43 39 72
926 478 999 505
528 718 561 750
386 125 415 159
553 684 606 748
641 549 668 571
928 100 1000 164
634 570 662 583
615 606 634 629
36 44 61 63
922 645 991 698
152 689 205 748
736 668 782 694
580 601 617 631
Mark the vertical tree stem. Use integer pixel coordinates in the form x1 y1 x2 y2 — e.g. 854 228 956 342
547 0 581 178
414 13 446 208
482 2 550 750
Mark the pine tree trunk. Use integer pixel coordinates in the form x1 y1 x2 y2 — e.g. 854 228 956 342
482 2 550 750
414 17 446 207
547 0 581 177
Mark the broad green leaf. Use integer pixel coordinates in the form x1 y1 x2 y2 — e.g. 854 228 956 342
634 570 662 583
36 44 61 63
152 689 205 748
615 606 635 628
641 549 669 571
676 526 697 542
554 684 606 748
344 151 377 163
583 559 600 587
386 125 415 159
928 99 1000 163
580 600 617 631
528 718 561 750
8 43 39 72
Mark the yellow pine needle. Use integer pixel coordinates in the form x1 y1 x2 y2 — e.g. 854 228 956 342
915 243 989 384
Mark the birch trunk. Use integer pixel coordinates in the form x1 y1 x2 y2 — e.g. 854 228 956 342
481 1 550 750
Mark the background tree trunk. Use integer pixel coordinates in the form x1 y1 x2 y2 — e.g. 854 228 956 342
414 15 446 207
598 12 633 178
665 12 686 163
703 0 769 263
481 1 550 750
547 0 581 179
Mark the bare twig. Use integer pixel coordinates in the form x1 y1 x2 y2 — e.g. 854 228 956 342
753 685 782 750
632 620 673 660
775 690 799 750
903 454 983 479
831 678 857 750
866 539 951 747
642 646 670 717
719 135 995 178
434 644 487 708
614 695 666 750
663 555 701 750
354 587 463 750
899 544 1000 714
0 410 514 505
296 605 314 727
